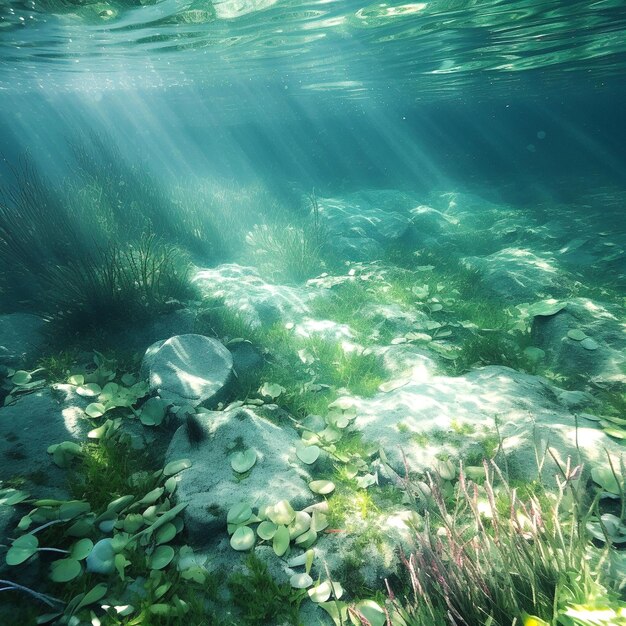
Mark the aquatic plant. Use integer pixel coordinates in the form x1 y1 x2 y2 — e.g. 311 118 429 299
388 458 626 626
245 192 329 283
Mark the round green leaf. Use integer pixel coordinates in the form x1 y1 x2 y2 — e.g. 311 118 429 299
149 545 175 570
581 337 599 351
11 370 32 386
227 502 253 525
231 449 257 474
163 459 192 476
50 558 82 582
296 445 320 465
230 526 255 551
309 480 335 495
567 329 587 341
59 500 91 521
76 383 102 398
70 538 94 560
6 534 38 565
155 522 177 545
273 525 290 557
85 402 106 418
67 374 85 386
351 600 386 626
308 580 344 603
294 528 317 548
288 511 311 539
290 573 313 589
259 382 286 399
267 500 295 526
257 521 278 541
140 397 168 426
591 467 621 494
75 583 108 610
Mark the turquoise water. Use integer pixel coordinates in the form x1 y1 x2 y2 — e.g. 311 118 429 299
1 2 626 625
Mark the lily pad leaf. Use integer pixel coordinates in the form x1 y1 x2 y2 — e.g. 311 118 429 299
267 500 295 526
309 480 335 495
140 397 168 426
257 521 278 541
75 583 108 611
163 459 192 476
319 601 348 626
581 337 599 351
155 522 177 545
290 573 313 589
76 383 102 398
273 525 290 557
227 502 253 526
231 449 257 474
11 370 32 386
230 526 255 551
70 538 94 560
50 558 82 583
567 329 587 341
591 467 621 495
85 402 106 418
296 444 320 465
259 382 286 399
67 374 84 386
350 600 386 626
149 545 175 570
6 534 38 565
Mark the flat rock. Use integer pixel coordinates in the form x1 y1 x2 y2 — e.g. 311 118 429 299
165 406 315 544
193 264 317 328
352 365 623 484
462 248 570 302
0 387 90 492
141 334 233 407
0 313 48 367
531 298 626 384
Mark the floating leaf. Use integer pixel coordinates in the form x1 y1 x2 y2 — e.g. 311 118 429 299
67 374 84 386
288 511 311 539
309 480 335 495
602 427 626 440
140 397 168 426
524 300 566 317
259 382 286 399
231 450 257 474
267 500 295 526
567 329 587 341
121 373 136 386
227 502 253 525
294 528 317 548
86 539 116 574
296 444 320 465
257 521 278 541
290 573 313 589
6 534 38 565
308 580 343 603
311 511 329 533
273 525 290 556
50 558 82 583
581 337 599 351
155 523 177 545
75 583 108 610
85 402 106 418
0 488 30 506
163 459 192 476
76 383 102 398
230 526 255 551
11 370 32 386
319 601 348 626
591 467 621 495
59 500 91 521
149 545 175 569
350 600 386 626
70 538 94 560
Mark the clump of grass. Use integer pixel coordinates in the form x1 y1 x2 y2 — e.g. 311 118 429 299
227 555 305 625
390 458 624 626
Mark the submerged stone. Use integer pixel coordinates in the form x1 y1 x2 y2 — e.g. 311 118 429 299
141 334 233 406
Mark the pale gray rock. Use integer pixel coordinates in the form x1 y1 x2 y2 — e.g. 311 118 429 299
0 387 89 491
141 334 233 406
531 298 626 384
0 313 48 367
351 366 623 484
193 264 317 328
462 248 570 302
165 406 315 544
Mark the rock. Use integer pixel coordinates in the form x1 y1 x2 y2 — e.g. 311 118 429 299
376 343 436 380
165 405 315 544
462 248 570 303
0 313 48 367
531 298 626 384
0 387 90 492
351 366 623 485
193 264 317 328
316 191 415 259
141 334 233 407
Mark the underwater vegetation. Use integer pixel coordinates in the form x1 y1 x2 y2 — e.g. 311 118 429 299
1 141 626 626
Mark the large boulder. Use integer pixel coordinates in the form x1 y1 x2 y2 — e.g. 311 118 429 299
0 387 90 493
165 405 315 544
462 248 571 303
351 365 623 484
0 313 48 367
141 334 233 407
531 298 626 385
193 264 316 328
